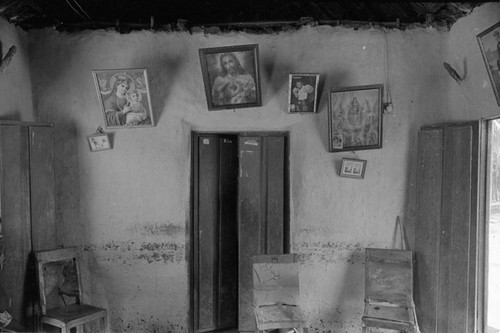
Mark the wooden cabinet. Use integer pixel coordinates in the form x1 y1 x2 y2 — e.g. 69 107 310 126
415 121 486 333
0 121 57 331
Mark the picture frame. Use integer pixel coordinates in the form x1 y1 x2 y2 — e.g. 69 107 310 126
339 158 367 179
87 132 112 152
477 21 500 106
199 44 262 111
328 84 383 152
92 69 155 129
288 73 320 113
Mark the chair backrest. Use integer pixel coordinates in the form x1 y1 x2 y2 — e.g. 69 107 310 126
365 248 414 306
35 247 83 315
252 254 299 307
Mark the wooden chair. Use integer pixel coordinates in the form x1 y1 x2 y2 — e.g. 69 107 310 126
252 254 307 333
362 248 419 333
35 247 107 333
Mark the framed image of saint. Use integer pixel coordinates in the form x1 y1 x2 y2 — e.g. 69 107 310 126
92 69 155 129
288 73 320 113
477 21 500 106
328 84 383 152
199 44 262 111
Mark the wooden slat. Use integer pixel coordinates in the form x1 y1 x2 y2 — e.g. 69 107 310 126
265 136 285 254
238 136 263 332
415 128 443 333
0 125 32 325
443 125 473 333
217 136 238 329
197 135 219 331
30 126 56 251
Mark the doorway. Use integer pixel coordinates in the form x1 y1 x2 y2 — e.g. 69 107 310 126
191 132 289 333
486 119 500 333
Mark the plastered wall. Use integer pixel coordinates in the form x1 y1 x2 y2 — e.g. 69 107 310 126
27 25 441 332
1 2 498 331
0 19 34 120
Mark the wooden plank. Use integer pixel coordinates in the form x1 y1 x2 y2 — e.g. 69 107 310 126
29 126 56 251
197 135 219 331
265 136 285 254
365 248 413 306
217 136 238 329
0 125 32 326
238 136 263 332
445 125 472 333
415 127 443 333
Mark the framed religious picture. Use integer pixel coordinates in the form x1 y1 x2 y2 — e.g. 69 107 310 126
328 84 383 152
87 132 111 152
339 158 367 179
92 69 155 129
199 44 262 111
477 21 500 106
288 73 320 113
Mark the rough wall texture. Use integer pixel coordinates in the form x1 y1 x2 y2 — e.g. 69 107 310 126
17 4 497 331
0 19 34 121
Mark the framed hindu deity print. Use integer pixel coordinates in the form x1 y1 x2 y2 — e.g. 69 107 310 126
328 84 383 152
477 21 500 106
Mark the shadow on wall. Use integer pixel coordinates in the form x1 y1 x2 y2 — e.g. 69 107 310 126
53 121 86 246
142 53 186 125
313 69 349 152
260 53 294 108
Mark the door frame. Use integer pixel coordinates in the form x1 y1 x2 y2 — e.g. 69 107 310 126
189 131 290 333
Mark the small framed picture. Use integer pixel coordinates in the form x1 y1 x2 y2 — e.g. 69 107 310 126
339 158 367 179
477 21 500 106
199 44 262 111
92 68 155 129
328 84 383 152
87 133 111 152
288 73 320 113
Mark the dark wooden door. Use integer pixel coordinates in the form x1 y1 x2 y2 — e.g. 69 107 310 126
193 134 239 332
0 122 56 330
238 134 288 332
415 121 485 333
192 132 288 333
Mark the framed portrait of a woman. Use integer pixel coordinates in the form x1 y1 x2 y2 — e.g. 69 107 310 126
92 69 155 129
199 44 262 111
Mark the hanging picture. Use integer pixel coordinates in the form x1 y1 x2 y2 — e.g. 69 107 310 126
92 69 155 129
328 84 383 152
199 44 262 111
477 21 500 106
339 158 367 179
288 73 320 113
87 132 111 152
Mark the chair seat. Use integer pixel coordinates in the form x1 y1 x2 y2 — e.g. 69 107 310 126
43 304 106 327
254 304 305 331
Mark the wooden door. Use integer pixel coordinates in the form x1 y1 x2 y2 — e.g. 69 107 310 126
0 123 56 330
192 132 288 333
193 134 239 332
238 134 288 332
415 121 485 333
